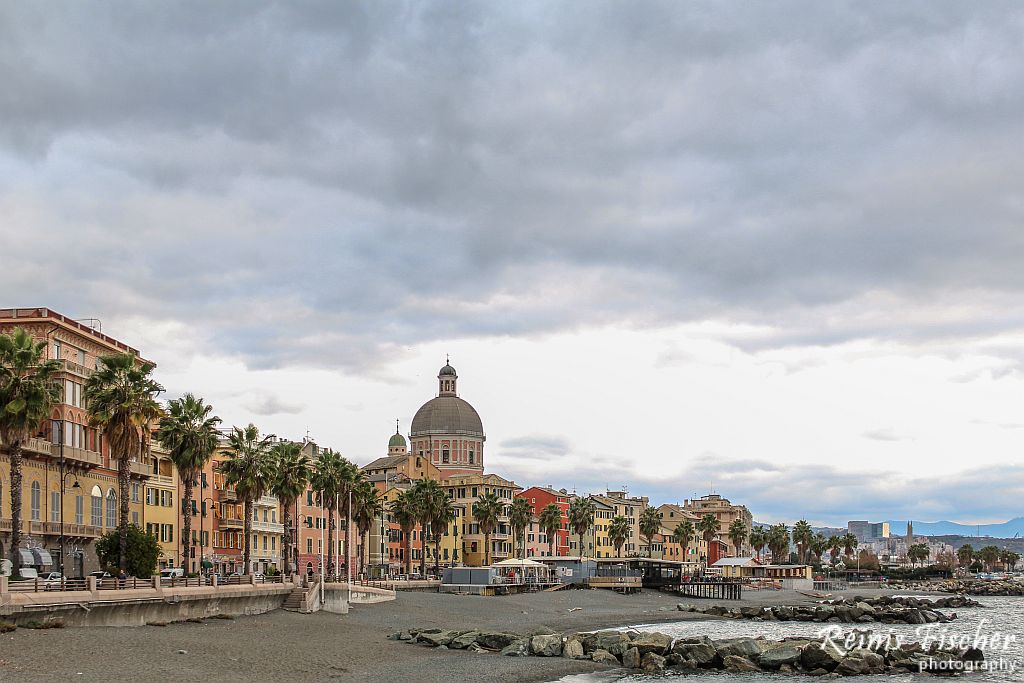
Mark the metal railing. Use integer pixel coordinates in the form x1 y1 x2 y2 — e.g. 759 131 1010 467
7 577 89 592
97 576 156 590
255 574 285 584
162 576 209 588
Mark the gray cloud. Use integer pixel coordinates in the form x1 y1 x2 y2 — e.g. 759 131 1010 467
862 427 913 442
498 435 572 459
244 395 306 416
3 2 1024 371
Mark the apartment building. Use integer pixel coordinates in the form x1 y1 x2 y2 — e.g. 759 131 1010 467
516 486 571 556
682 494 754 556
444 472 521 566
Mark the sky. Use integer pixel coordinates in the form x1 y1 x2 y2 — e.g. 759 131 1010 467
2 2 1023 526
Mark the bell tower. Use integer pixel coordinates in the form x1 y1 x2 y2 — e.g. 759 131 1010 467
438 356 457 396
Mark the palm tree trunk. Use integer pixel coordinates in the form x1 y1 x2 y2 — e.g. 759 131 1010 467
434 533 441 576
404 526 412 576
418 523 426 577
182 478 194 572
579 531 585 558
118 444 131 572
281 499 292 576
9 442 24 578
326 505 335 578
243 497 253 574
484 531 490 566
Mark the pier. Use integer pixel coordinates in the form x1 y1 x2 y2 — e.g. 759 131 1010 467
676 581 743 600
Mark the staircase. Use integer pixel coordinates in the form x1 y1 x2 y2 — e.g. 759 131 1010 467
281 585 307 612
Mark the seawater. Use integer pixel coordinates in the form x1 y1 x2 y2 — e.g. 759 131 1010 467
553 596 1024 682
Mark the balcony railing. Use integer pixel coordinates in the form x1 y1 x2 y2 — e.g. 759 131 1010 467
17 437 103 468
221 488 238 502
220 517 245 529
252 520 284 533
42 521 102 537
111 458 152 478
150 474 175 486
57 358 94 378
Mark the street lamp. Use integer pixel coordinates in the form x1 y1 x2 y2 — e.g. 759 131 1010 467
57 419 81 578
199 495 215 578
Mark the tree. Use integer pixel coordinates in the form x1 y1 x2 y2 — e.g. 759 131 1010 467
269 441 311 576
568 497 596 558
957 544 974 568
809 533 829 566
979 545 1001 571
310 449 358 578
538 503 562 557
408 479 445 575
842 533 858 559
608 515 630 558
427 490 457 573
768 523 790 564
219 424 275 575
0 328 61 578
828 535 842 566
352 480 385 576
96 524 161 578
156 394 220 574
639 507 662 558
84 352 164 572
791 520 813 564
748 527 766 561
696 514 719 567
389 490 416 576
473 491 502 566
908 543 930 567
1002 550 1020 571
673 520 695 564
729 518 748 558
508 498 532 559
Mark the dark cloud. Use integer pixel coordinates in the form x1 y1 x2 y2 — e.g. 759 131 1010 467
2 2 1024 369
244 395 306 416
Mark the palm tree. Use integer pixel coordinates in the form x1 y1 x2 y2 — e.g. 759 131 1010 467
472 491 502 566
957 543 974 568
728 518 748 557
696 514 719 568
427 490 457 573
270 442 311 576
508 498 532 559
1002 550 1020 571
842 533 858 559
608 515 630 558
156 394 221 574
409 479 444 576
568 497 596 558
768 523 790 564
310 449 357 579
0 328 61 578
84 352 164 572
809 533 829 566
828 535 842 566
673 520 695 564
538 503 562 557
748 527 766 561
389 490 416 576
979 545 1001 571
352 480 385 576
219 424 275 575
791 520 813 564
639 507 661 557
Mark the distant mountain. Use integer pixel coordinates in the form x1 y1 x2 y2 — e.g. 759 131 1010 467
886 517 1024 539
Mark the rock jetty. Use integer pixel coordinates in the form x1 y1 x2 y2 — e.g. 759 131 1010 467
675 593 976 625
885 579 1024 596
391 627 984 676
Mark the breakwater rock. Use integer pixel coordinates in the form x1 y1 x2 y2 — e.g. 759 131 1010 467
391 627 984 676
885 579 1024 596
676 598 961 625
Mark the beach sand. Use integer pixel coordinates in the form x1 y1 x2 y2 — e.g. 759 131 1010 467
0 586 938 682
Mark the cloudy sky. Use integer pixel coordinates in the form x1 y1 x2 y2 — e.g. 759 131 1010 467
3 2 1023 526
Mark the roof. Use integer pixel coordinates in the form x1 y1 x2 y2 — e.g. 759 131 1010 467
492 558 547 567
712 557 761 567
410 395 484 437
388 432 407 449
439 363 457 377
362 455 408 471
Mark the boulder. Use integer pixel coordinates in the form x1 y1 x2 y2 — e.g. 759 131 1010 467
835 656 868 675
530 634 563 657
417 629 459 647
723 655 762 672
500 639 529 657
476 632 522 650
591 649 620 665
641 652 667 673
622 646 640 669
800 643 842 671
759 646 802 667
583 631 632 657
714 637 763 659
563 638 585 660
631 632 673 656
672 642 717 666
449 631 479 649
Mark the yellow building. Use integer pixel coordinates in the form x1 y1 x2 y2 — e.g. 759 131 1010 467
656 503 708 564
444 472 521 566
144 442 181 569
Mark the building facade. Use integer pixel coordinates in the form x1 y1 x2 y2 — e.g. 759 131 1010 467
682 494 754 556
444 472 520 566
517 486 571 557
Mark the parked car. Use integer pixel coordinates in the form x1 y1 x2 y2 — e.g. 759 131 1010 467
160 568 185 580
252 571 265 580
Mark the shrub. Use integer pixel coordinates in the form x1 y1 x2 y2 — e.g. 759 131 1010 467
0 621 16 633
22 619 65 629
95 524 161 577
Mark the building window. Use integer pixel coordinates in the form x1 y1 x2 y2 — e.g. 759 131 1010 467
53 340 62 359
307 538 313 554
106 489 117 528
468 450 474 464
51 490 60 522
30 481 41 520
131 482 140 503
90 486 102 526
75 495 84 524
441 449 450 464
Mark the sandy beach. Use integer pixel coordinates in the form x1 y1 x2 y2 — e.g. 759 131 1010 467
0 587 938 683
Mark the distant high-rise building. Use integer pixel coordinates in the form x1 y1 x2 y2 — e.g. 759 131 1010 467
848 520 890 542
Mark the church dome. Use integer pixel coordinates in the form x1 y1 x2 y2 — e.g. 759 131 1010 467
439 363 457 377
388 431 407 449
410 396 484 437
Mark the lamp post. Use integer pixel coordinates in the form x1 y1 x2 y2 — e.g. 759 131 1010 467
199 495 215 578
57 420 81 578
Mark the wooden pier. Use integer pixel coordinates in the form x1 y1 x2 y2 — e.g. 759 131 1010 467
676 581 742 600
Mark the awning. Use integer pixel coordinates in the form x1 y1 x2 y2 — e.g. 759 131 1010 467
18 548 35 565
201 559 214 569
33 548 54 566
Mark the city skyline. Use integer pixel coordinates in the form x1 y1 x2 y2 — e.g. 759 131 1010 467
3 4 1024 526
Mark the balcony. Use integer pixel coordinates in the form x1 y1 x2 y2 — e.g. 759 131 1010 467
256 495 278 507
149 474 175 487
16 437 103 468
0 519 12 532
220 517 245 529
111 458 152 478
41 522 102 538
221 488 238 502
252 520 284 534
57 358 94 378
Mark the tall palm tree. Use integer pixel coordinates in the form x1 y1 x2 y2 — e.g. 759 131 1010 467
310 449 357 579
472 491 502 566
791 520 813 564
84 352 164 572
508 498 532 559
728 518 748 557
568 496 596 558
828 535 842 566
809 533 829 566
269 441 311 576
673 520 695 564
768 523 790 564
389 490 416 576
748 527 766 561
957 543 974 568
156 394 221 573
409 479 443 576
842 532 858 559
608 515 630 558
538 503 562 557
639 507 662 558
219 424 276 575
696 514 719 568
352 480 385 576
427 490 457 574
0 328 61 578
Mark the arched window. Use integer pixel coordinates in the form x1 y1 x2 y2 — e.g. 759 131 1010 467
30 481 41 520
90 486 102 526
106 489 117 528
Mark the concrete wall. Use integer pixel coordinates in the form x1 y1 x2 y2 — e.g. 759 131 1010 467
321 583 394 613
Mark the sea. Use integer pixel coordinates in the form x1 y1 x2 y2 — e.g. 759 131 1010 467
553 596 1024 682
